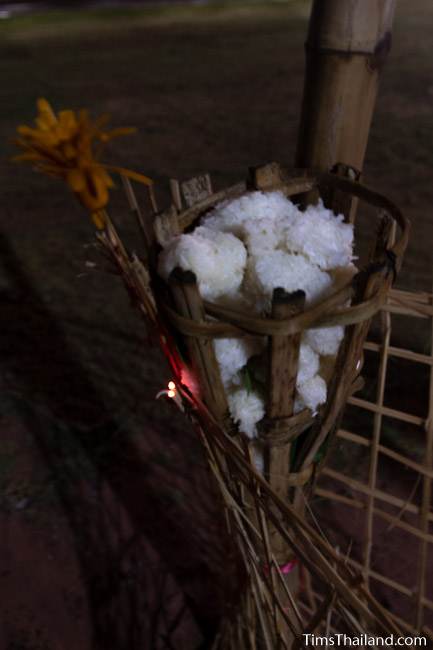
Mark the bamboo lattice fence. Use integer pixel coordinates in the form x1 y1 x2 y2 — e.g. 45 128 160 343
311 285 433 640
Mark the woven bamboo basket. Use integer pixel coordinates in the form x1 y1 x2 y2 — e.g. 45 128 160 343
151 163 409 518
93 162 411 646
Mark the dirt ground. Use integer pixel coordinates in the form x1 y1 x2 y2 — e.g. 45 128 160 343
0 1 432 648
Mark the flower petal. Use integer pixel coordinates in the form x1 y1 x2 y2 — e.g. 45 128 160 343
67 168 86 192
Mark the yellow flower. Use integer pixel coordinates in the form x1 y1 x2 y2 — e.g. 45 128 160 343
14 98 152 228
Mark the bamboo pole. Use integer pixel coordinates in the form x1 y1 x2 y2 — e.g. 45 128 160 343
296 0 396 174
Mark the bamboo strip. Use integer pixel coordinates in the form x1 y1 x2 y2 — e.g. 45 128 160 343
374 506 433 545
121 175 153 255
347 396 424 426
315 486 433 543
248 487 279 636
390 289 432 303
315 487 364 509
292 589 336 650
297 599 342 638
414 278 433 630
345 557 413 598
250 164 316 197
336 429 433 479
147 183 158 215
383 303 432 319
323 163 361 223
336 429 370 446
163 274 404 339
363 341 433 366
423 627 433 642
203 281 353 336
304 591 419 638
154 204 180 247
317 173 409 262
422 599 433 613
97 215 158 324
321 467 433 522
388 295 433 318
169 178 183 211
363 309 391 584
337 603 370 638
271 557 305 631
390 612 429 637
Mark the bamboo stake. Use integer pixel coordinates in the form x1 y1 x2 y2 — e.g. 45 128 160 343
263 287 305 645
296 0 396 174
266 288 305 563
169 267 229 423
268 289 305 420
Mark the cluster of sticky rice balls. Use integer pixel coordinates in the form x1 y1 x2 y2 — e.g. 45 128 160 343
158 191 355 446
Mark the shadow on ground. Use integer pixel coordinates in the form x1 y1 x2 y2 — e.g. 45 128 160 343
0 232 242 649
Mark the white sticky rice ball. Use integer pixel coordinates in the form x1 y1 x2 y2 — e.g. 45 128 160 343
158 226 247 301
202 190 299 243
246 250 332 307
227 387 265 439
297 343 320 386
296 375 327 414
214 337 265 386
285 199 354 270
304 325 345 357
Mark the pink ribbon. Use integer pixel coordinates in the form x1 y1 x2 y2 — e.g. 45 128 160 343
279 559 298 574
263 558 298 576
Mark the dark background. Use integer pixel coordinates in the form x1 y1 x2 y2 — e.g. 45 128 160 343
0 1 432 648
